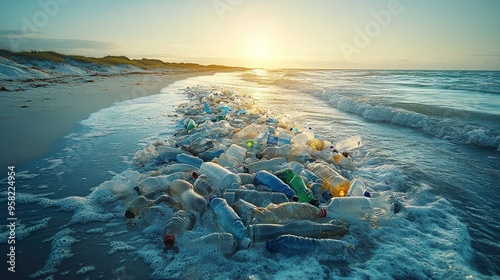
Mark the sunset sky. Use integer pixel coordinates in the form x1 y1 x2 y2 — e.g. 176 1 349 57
1 0 499 70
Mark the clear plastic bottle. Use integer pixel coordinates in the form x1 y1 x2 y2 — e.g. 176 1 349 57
334 135 363 152
169 179 208 213
274 169 318 206
255 130 269 149
332 151 354 169
139 172 188 194
306 162 350 197
231 199 258 224
266 234 350 255
248 220 348 243
199 162 241 190
162 210 196 248
223 189 289 207
321 194 393 222
247 157 287 174
260 144 292 159
176 153 203 168
251 202 326 224
225 144 247 163
254 170 298 201
124 196 151 219
347 178 366 197
181 232 237 255
193 174 214 198
209 197 252 248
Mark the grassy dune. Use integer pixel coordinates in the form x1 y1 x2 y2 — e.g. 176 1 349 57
0 49 241 71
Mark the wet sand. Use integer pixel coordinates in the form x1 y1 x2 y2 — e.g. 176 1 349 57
0 70 215 169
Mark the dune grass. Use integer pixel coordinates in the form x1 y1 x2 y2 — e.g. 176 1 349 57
0 49 238 70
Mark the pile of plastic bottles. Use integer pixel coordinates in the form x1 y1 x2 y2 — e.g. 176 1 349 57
125 86 393 256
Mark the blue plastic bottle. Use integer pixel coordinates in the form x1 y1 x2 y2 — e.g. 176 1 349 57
266 234 350 255
176 153 204 168
204 103 212 114
254 171 298 201
209 197 252 248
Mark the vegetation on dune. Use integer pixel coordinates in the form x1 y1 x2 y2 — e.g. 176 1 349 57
0 49 240 70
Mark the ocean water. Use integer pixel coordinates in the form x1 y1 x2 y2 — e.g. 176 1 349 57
1 70 499 279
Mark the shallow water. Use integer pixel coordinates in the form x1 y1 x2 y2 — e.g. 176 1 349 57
1 70 499 279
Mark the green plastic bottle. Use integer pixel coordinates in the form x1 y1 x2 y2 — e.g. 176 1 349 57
274 169 318 206
185 118 196 132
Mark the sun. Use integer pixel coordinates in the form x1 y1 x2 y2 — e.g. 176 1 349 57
251 41 270 60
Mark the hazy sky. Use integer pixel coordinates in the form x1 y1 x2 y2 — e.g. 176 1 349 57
1 0 499 70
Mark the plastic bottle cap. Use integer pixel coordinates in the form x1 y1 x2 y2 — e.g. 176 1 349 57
163 234 175 247
291 196 299 202
241 238 252 249
319 208 327 217
364 191 371 197
192 172 199 180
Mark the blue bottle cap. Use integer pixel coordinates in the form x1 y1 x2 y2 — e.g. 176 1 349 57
364 191 371 197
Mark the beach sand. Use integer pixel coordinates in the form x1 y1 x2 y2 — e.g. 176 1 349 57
0 70 214 169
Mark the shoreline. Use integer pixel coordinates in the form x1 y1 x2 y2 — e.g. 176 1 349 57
0 69 230 169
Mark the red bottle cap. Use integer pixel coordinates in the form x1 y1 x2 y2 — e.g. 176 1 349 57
319 208 327 217
163 234 175 247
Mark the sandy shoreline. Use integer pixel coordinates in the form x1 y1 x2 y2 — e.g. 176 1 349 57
0 70 222 169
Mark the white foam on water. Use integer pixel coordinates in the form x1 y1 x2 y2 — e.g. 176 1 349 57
75 265 95 275
30 228 78 278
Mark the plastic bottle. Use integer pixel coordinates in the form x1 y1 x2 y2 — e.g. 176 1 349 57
231 199 258 224
277 133 293 146
266 235 350 255
139 172 188 194
251 202 326 224
169 179 208 213
185 118 196 132
256 130 269 149
321 194 392 222
176 153 203 168
197 149 224 162
203 103 212 114
193 174 214 198
247 157 287 174
223 189 289 207
347 178 366 197
254 170 298 201
306 162 350 197
274 169 318 206
181 232 237 255
157 146 188 163
124 196 151 219
248 220 348 243
199 162 241 190
260 144 292 159
334 135 363 152
225 144 247 164
181 137 213 156
332 150 354 169
209 197 252 248
162 210 196 248
310 139 325 150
